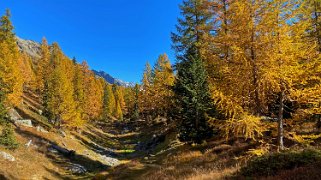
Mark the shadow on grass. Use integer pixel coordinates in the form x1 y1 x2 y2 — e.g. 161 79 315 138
71 127 138 160
0 172 15 180
84 126 139 147
15 128 109 179
72 133 118 158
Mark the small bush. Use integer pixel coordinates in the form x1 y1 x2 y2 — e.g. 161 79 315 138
0 124 19 150
240 149 321 177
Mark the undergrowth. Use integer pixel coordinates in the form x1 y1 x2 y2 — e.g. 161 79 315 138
0 123 19 150
240 149 321 177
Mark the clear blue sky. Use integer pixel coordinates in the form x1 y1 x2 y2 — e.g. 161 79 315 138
0 0 182 83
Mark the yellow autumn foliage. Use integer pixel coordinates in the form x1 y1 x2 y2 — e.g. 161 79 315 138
210 87 266 141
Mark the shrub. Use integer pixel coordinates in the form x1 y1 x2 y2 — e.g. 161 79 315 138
0 124 19 150
240 149 321 177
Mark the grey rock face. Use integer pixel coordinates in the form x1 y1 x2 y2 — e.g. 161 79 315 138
36 126 49 133
16 36 41 59
67 163 87 174
15 119 33 127
99 155 120 167
8 108 22 121
93 70 134 87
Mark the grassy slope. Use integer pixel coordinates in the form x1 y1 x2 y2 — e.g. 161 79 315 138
0 125 113 179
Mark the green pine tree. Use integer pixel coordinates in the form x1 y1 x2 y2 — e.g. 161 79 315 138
0 87 18 149
174 48 213 143
171 0 212 61
172 0 215 143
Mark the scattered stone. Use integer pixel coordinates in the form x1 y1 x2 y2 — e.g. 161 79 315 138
38 110 43 115
0 151 15 162
47 147 58 154
41 139 49 145
99 155 120 167
36 126 48 133
144 157 149 160
62 142 67 147
59 130 67 137
261 116 278 122
15 119 33 127
83 150 90 156
123 127 129 133
49 119 55 124
8 108 22 121
67 164 87 174
25 140 32 148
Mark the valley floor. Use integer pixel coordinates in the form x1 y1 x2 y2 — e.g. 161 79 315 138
1 119 321 180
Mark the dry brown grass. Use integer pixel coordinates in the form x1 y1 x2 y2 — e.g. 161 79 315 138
0 124 121 179
96 160 149 180
0 127 64 179
139 143 246 180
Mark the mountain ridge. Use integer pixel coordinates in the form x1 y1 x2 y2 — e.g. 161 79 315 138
92 70 135 87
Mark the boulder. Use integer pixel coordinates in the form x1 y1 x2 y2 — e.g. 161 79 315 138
47 147 58 154
67 163 87 174
15 119 33 127
0 151 15 162
36 126 48 133
8 108 22 121
99 155 120 167
59 130 67 137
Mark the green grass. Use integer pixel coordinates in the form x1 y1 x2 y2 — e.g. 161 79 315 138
116 149 136 154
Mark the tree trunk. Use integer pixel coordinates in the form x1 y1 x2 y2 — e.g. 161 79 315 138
278 83 285 151
251 49 260 115
223 0 229 62
314 1 321 52
250 2 261 115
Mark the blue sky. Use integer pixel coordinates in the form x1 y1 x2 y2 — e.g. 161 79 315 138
0 0 182 83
